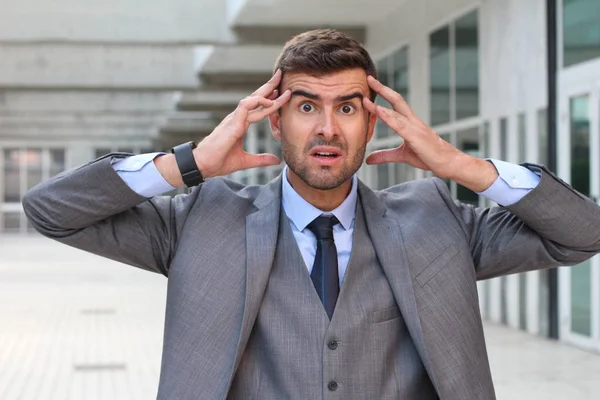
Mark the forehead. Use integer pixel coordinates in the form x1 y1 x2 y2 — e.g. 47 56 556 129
281 69 369 99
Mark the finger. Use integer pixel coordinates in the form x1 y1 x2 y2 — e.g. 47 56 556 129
365 99 412 140
247 90 291 123
365 148 402 165
238 96 274 112
252 69 283 98
362 96 378 115
367 75 413 118
241 153 281 169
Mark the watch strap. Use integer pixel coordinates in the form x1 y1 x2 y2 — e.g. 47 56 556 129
171 141 204 187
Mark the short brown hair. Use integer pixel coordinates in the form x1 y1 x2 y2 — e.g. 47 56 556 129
274 29 377 99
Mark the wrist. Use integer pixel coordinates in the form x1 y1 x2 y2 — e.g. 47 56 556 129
153 154 184 188
192 145 214 179
448 154 498 193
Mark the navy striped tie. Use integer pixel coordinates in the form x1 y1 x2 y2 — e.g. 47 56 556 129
308 215 339 320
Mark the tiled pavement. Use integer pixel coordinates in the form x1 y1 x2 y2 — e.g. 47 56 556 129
1 236 599 399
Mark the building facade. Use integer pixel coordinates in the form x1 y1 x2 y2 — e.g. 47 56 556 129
1 0 599 352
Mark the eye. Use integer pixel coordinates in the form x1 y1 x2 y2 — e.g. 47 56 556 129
340 104 356 115
299 102 315 113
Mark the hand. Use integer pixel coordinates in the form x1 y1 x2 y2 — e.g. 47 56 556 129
193 70 291 179
362 76 465 178
362 76 497 192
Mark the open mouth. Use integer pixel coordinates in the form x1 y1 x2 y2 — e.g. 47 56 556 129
310 147 342 166
314 152 339 158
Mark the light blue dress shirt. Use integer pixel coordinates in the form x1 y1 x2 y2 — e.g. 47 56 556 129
281 167 357 286
112 154 541 283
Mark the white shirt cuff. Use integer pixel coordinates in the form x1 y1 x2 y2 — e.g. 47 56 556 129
112 153 177 198
477 159 541 206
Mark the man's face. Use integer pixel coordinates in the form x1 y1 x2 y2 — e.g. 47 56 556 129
269 68 377 191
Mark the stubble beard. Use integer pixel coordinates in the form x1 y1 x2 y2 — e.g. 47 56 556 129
280 132 367 190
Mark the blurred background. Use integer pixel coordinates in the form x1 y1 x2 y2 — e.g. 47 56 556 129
1 0 599 398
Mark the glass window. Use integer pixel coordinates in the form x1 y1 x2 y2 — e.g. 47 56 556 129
376 46 409 139
394 161 414 185
376 58 392 138
519 274 527 331
518 113 527 162
455 10 479 119
117 147 134 154
273 140 282 160
438 133 452 188
430 26 451 126
537 108 548 166
95 148 111 159
3 212 21 233
3 148 66 206
430 10 479 126
377 164 389 190
571 260 592 336
257 171 267 185
257 121 269 153
570 95 590 197
563 0 600 67
499 118 508 160
568 95 592 336
482 121 490 158
392 47 410 102
456 127 479 205
24 149 43 192
517 113 529 331
501 277 508 325
49 149 65 178
4 149 21 203
538 269 550 337
484 280 492 321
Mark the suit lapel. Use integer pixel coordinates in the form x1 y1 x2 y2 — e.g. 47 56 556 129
231 177 282 374
357 181 438 387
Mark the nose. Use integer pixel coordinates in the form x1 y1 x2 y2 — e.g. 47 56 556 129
316 108 339 140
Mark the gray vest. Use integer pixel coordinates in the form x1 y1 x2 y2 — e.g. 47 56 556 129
229 199 437 399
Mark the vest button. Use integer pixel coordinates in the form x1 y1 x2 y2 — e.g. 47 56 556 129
327 340 338 350
327 381 338 391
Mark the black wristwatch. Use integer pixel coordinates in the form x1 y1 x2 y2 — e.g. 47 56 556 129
171 141 204 187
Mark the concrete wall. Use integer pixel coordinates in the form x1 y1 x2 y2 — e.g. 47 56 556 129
480 0 547 119
0 0 233 43
0 91 173 140
0 43 200 89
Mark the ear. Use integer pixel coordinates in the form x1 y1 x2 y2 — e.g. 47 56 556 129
269 112 282 141
366 111 377 143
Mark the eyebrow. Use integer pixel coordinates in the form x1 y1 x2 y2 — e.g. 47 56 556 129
291 90 364 102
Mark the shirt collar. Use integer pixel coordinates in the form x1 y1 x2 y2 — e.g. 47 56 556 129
281 166 357 231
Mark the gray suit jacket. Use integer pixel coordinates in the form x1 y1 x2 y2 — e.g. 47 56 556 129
23 154 600 399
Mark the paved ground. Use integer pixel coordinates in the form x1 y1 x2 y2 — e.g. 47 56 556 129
1 236 599 400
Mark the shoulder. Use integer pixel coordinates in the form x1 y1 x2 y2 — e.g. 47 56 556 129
378 177 450 199
201 177 263 199
371 177 453 212
186 177 264 205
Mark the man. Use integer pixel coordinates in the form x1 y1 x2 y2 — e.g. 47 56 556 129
23 30 600 399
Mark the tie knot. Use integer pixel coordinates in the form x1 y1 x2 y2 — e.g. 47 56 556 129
307 215 338 241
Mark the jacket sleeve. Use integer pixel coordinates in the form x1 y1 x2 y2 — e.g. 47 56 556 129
433 164 600 280
22 153 200 276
